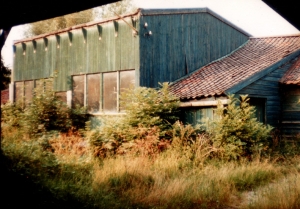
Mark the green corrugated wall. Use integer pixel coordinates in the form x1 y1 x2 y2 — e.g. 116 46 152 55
13 16 140 91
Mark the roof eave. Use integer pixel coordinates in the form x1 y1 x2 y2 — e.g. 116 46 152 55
225 49 300 95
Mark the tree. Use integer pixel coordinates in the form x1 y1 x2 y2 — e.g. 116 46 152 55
207 95 273 160
0 55 11 90
25 8 95 37
100 0 136 19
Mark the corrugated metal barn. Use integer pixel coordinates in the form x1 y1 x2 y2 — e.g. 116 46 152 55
12 8 300 135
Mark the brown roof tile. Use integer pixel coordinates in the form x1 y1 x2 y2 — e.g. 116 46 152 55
280 57 300 85
170 35 300 99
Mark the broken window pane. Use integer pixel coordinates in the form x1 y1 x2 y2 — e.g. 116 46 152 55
55 91 67 103
120 70 135 111
14 81 23 103
72 75 85 108
24 80 34 105
103 72 117 112
87 74 101 112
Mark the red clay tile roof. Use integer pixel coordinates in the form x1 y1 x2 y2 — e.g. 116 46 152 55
170 35 300 99
280 57 300 85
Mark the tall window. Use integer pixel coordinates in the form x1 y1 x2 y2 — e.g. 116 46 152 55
71 70 135 113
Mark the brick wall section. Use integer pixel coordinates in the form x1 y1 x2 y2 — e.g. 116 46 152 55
1 89 9 104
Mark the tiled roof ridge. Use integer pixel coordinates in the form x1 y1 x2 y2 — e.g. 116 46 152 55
250 33 300 39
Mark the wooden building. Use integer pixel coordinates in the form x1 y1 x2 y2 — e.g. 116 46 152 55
170 35 300 135
12 8 300 135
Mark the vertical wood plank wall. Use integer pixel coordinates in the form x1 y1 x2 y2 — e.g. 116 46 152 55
139 9 248 88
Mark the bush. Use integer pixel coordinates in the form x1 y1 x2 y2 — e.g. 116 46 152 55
1 81 88 137
90 83 180 158
206 95 273 160
120 82 180 133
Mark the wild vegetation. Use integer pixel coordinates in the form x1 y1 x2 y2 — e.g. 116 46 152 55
1 83 300 209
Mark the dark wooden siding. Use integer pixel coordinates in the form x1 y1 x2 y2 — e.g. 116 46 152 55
281 85 300 135
13 16 140 91
139 9 249 88
237 59 296 127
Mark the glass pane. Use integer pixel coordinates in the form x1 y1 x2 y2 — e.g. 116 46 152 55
87 74 101 112
103 72 117 112
55 92 67 103
120 70 135 111
24 80 34 105
14 82 23 103
72 75 85 108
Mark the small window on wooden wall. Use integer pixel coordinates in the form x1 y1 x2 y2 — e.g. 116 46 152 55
248 97 266 124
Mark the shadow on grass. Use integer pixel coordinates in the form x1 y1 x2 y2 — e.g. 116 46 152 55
0 151 86 209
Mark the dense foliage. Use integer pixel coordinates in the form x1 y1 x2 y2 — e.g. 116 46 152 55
90 82 181 158
1 80 87 137
207 95 273 160
2 83 300 209
24 9 94 37
0 55 11 90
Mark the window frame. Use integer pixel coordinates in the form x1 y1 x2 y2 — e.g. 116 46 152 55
71 69 135 114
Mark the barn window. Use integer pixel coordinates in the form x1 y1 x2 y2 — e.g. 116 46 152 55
72 75 85 108
24 80 34 105
14 79 52 105
103 72 118 112
71 70 135 113
14 81 24 103
87 74 101 112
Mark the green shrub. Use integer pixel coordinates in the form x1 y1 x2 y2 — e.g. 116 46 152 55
206 95 273 160
120 82 180 133
1 81 88 137
90 83 180 158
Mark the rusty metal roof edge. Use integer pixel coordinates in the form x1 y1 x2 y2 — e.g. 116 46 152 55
14 9 141 44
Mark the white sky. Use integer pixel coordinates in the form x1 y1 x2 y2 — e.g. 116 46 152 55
2 0 299 69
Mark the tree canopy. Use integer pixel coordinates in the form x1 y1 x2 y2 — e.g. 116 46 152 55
24 9 95 37
0 55 11 90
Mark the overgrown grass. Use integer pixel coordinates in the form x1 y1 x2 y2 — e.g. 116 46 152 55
2 85 299 208
3 129 298 209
